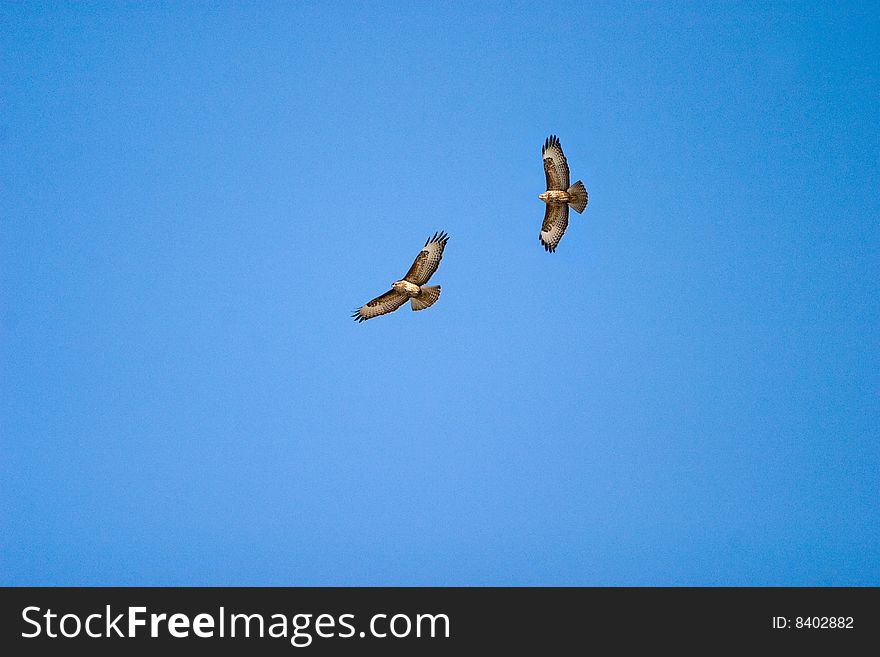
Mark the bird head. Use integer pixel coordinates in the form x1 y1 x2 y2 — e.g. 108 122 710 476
538 192 549 201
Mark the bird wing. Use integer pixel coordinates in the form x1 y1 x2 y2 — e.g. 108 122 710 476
402 231 449 285
539 203 569 253
352 289 409 322
542 134 570 191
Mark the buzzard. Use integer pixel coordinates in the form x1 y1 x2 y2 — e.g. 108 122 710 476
538 135 588 252
352 231 449 322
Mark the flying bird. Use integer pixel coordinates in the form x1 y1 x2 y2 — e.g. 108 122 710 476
352 231 449 322
538 135 588 252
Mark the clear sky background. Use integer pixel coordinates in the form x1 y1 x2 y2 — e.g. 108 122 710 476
2 2 878 586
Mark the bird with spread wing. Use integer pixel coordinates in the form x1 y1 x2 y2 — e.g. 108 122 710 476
538 135 588 253
352 231 449 322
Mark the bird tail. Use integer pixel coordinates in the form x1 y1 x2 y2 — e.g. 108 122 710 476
567 180 588 214
411 285 441 311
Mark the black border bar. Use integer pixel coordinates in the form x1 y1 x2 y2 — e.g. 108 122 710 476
2 587 876 653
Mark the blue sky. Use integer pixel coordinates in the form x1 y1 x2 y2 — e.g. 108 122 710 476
2 2 878 585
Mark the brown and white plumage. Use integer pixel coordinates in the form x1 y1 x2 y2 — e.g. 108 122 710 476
542 134 570 191
402 231 447 285
538 135 588 253
540 203 569 254
352 231 449 322
351 289 409 322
